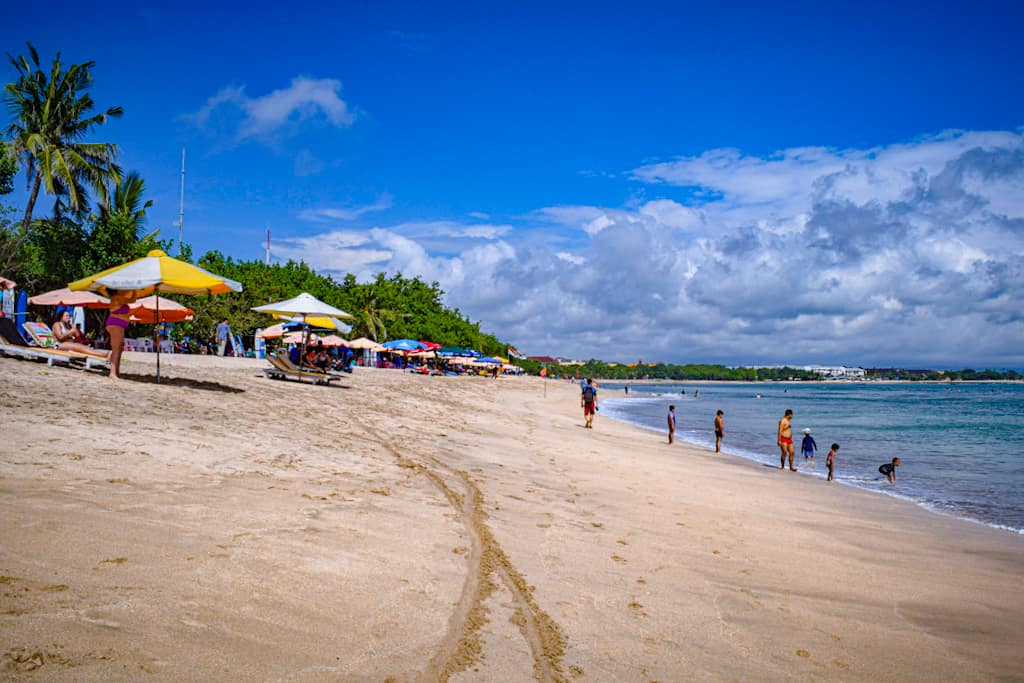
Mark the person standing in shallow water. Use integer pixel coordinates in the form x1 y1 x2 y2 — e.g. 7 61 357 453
714 410 724 452
778 409 796 471
667 405 676 444
826 443 839 482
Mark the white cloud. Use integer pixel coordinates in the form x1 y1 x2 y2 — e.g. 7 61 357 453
274 129 1024 367
298 194 393 222
189 76 355 143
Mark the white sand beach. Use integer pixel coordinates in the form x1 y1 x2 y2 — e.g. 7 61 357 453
2 353 1022 681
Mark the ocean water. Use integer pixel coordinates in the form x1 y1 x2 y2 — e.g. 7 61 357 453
599 382 1024 534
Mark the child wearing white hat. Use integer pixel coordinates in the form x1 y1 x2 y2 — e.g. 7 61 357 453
800 428 817 463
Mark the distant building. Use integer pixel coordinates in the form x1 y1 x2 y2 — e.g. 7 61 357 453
527 356 559 364
803 365 866 379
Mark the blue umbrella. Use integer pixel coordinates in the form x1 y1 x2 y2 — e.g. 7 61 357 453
381 339 427 352
477 356 503 364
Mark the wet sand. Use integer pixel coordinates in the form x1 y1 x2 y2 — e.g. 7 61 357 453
1 353 1022 681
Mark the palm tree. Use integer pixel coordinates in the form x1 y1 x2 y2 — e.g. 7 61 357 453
350 287 407 341
99 170 153 230
4 42 122 230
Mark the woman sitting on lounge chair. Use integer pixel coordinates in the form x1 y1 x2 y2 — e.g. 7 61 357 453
52 311 110 360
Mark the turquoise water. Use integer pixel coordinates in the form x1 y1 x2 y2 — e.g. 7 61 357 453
600 382 1024 534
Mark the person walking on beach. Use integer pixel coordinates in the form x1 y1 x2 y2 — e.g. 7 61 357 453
801 428 817 463
216 318 231 356
879 457 900 483
714 410 724 453
826 443 839 482
581 378 598 429
667 405 676 444
778 409 796 471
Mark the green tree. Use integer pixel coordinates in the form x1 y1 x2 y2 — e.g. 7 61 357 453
347 279 408 341
4 42 122 229
79 170 158 275
0 141 15 195
97 170 152 228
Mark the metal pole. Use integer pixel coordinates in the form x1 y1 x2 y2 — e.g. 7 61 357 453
178 149 186 255
155 292 161 384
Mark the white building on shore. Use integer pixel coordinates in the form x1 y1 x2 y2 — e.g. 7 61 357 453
802 365 866 379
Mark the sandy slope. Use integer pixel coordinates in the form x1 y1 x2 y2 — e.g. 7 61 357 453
1 353 1022 681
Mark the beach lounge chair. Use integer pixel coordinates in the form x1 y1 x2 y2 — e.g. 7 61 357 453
21 321 109 370
275 353 347 381
0 318 106 370
263 352 338 385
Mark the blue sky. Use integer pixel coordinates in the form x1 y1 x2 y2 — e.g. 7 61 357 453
5 2 1024 366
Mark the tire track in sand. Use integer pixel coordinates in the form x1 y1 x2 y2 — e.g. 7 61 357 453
356 420 569 682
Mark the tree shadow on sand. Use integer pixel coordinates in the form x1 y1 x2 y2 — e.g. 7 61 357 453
115 372 245 394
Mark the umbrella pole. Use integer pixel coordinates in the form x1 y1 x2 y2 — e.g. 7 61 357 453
155 292 161 384
300 314 309 384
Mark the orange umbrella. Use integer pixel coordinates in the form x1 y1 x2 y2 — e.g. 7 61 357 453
283 331 318 345
257 322 287 339
127 296 194 323
318 334 346 347
29 287 110 308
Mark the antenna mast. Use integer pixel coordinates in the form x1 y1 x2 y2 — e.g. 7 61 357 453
178 148 186 254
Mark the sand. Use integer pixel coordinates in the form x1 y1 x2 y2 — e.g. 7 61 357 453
1 352 1022 681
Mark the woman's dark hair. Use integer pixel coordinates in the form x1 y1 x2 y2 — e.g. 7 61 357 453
831 443 839 450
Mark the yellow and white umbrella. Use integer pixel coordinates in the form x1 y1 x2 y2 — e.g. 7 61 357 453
69 249 241 298
70 249 241 382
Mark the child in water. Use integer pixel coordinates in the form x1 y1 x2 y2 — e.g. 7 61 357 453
826 443 839 482
879 457 900 483
801 428 817 463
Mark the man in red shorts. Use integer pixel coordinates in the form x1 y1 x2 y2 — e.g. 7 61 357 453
581 378 598 429
778 408 796 471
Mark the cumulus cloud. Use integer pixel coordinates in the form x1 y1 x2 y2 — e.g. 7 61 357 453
189 76 355 143
277 129 1024 367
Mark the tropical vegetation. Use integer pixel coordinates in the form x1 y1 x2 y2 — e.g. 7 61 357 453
4 42 122 230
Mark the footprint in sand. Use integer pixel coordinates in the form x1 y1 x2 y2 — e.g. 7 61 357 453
628 600 647 616
611 554 627 564
796 649 811 658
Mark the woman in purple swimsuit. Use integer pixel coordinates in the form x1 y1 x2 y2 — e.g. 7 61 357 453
105 291 133 379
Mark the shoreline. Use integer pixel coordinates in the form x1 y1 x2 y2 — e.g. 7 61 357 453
601 397 1024 537
583 377 1024 385
2 354 1022 680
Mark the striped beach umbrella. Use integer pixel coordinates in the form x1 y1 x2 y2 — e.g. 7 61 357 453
69 249 241 298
